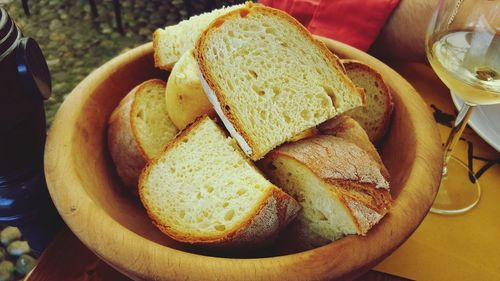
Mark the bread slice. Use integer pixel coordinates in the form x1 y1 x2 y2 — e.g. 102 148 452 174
153 4 245 70
195 3 363 160
319 115 389 179
342 59 394 144
139 116 300 247
259 135 391 242
166 49 216 130
108 79 178 191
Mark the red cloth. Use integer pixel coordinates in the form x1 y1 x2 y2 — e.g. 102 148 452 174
259 0 401 51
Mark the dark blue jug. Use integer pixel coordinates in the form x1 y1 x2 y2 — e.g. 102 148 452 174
0 7 61 255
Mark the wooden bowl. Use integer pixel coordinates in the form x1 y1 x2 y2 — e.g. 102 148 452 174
44 37 443 281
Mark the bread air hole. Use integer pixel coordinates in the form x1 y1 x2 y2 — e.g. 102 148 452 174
215 224 226 231
266 27 277 35
224 210 235 221
249 70 258 78
283 114 291 124
205 185 214 193
272 86 281 96
300 110 311 121
252 84 265 96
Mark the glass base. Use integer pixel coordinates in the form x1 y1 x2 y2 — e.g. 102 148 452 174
430 156 481 215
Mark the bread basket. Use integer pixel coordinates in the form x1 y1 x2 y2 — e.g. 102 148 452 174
44 36 443 281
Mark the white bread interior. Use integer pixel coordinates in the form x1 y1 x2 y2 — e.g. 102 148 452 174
195 3 362 160
153 4 244 70
342 59 394 144
139 116 300 247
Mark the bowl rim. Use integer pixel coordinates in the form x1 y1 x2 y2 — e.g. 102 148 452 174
44 36 443 281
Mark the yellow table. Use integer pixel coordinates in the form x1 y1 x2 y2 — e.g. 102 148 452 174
375 63 500 281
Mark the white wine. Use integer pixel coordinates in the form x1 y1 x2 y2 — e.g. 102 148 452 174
427 31 500 105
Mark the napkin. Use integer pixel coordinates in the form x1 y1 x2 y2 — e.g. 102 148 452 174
259 0 401 51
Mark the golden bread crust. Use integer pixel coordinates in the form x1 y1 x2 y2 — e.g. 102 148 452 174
108 85 146 192
319 115 390 179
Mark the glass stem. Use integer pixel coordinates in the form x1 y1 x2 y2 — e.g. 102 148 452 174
443 103 475 172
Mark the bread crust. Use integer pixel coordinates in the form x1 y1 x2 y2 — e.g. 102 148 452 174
194 3 362 160
138 116 301 247
341 59 394 144
108 85 146 191
261 135 391 235
108 79 167 192
319 115 390 179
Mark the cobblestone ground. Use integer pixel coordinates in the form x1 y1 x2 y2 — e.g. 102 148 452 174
0 0 243 125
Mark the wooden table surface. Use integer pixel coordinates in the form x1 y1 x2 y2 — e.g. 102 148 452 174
26 226 409 281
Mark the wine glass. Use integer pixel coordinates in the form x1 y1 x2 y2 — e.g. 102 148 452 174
425 0 500 214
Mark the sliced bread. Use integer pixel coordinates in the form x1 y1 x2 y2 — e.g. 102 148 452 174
139 116 300 247
166 49 216 130
195 3 363 160
342 59 394 144
260 135 391 242
153 4 245 70
108 79 178 191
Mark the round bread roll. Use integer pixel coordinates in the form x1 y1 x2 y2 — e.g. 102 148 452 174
166 49 216 130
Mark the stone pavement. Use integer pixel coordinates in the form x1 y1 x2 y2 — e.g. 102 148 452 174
0 0 242 125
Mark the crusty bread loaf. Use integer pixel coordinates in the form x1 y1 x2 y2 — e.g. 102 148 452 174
342 59 394 144
319 115 389 179
166 49 216 130
153 4 244 70
139 116 300 247
108 79 178 191
260 135 391 242
195 3 363 160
